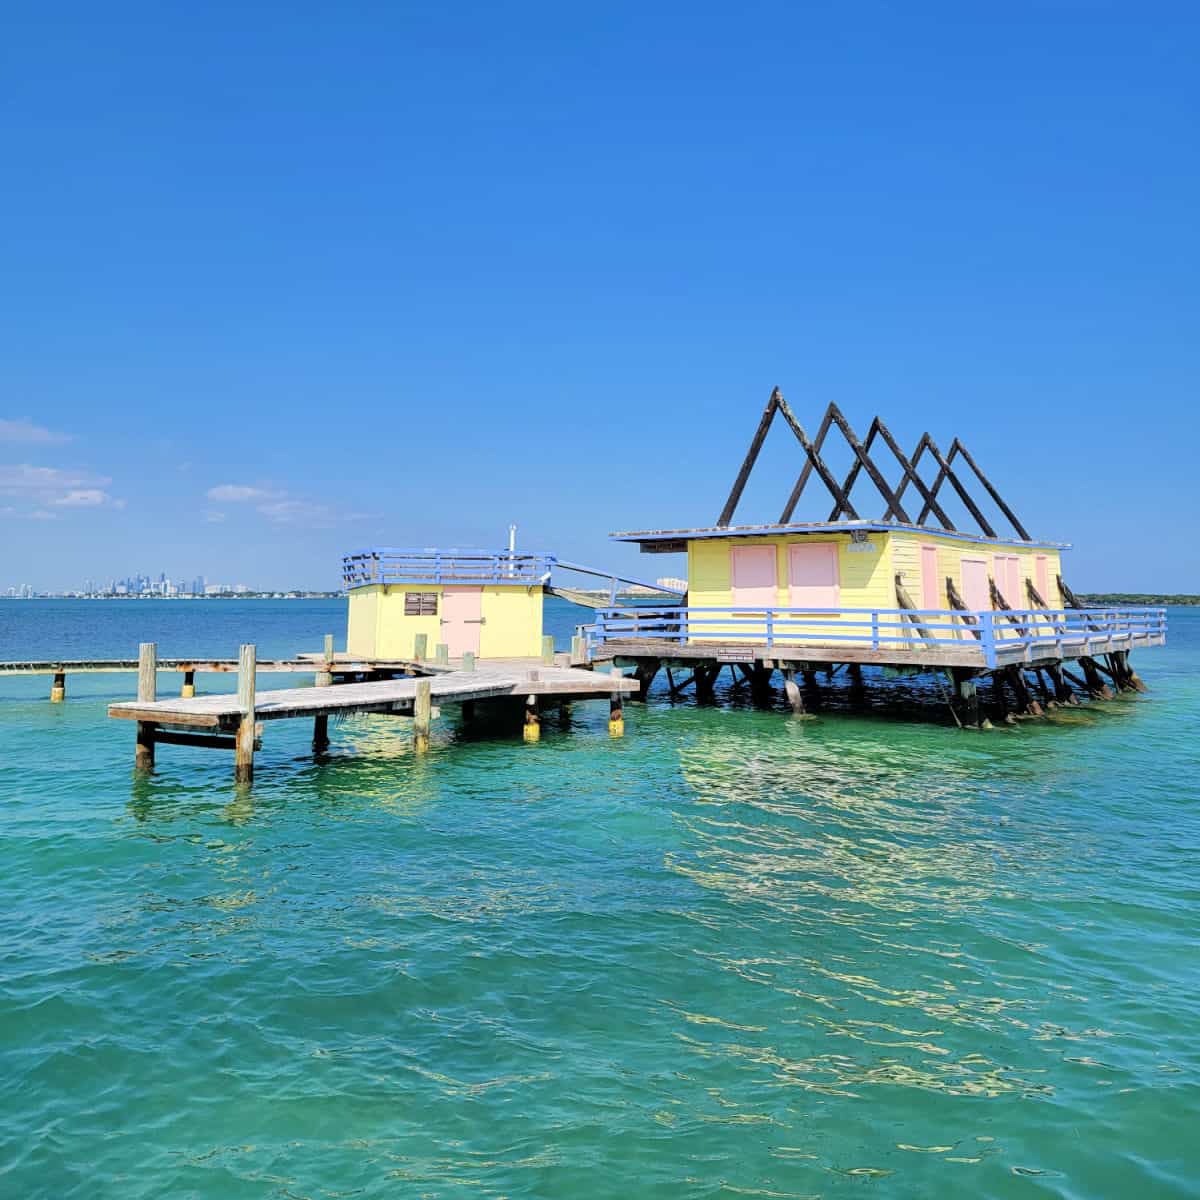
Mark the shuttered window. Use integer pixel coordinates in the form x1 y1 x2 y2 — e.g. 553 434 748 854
404 592 438 616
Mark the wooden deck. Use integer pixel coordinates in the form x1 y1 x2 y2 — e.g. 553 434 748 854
109 662 639 731
588 628 1165 671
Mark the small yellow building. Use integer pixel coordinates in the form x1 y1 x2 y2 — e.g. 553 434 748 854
343 549 550 660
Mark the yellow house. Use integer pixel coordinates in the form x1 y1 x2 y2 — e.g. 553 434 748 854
343 549 549 660
607 521 1066 649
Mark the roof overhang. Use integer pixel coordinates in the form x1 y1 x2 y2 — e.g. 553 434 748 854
609 521 1070 552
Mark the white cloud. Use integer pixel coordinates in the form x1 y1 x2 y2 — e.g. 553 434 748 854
203 480 372 527
206 484 276 502
52 488 110 507
0 464 122 513
30 509 57 520
0 464 108 492
0 418 71 444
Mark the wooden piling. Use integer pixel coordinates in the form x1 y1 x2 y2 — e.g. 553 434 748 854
180 669 196 699
1046 663 1077 705
312 634 333 751
234 644 257 783
434 642 449 665
50 670 65 703
461 699 475 721
782 668 806 716
316 633 334 687
571 634 586 662
541 635 555 665
135 642 157 771
523 694 541 742
413 633 428 662
462 650 476 672
414 678 432 753
632 657 661 701
609 693 624 736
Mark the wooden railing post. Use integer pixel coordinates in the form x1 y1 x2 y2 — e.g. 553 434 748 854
235 644 256 784
135 641 157 771
541 635 555 665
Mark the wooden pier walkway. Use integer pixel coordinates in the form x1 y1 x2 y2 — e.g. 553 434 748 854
107 644 639 782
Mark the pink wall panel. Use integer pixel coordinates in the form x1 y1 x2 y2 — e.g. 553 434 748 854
731 546 778 607
788 543 840 608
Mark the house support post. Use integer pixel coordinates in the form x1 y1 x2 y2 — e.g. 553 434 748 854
1046 663 1077 705
782 668 807 716
951 667 988 729
632 658 660 701
1079 656 1114 699
1005 665 1042 717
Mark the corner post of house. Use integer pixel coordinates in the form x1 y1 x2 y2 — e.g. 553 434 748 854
135 641 157 771
234 644 257 784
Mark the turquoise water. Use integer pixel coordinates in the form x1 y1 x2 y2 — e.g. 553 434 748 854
2 601 1198 1198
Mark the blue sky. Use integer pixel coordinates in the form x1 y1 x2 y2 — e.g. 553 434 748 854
2 2 1197 591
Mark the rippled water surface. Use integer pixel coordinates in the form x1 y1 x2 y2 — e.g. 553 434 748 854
2 601 1198 1198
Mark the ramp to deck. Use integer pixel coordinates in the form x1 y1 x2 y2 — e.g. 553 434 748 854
109 663 638 730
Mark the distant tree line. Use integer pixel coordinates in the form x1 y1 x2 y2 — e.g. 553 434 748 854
1078 593 1200 606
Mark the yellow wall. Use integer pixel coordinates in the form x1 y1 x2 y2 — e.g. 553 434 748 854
687 531 893 645
889 531 1062 609
345 583 544 659
684 531 1065 647
479 586 544 658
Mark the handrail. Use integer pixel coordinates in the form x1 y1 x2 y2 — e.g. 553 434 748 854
581 605 1167 669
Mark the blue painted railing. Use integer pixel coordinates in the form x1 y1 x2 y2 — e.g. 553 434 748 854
343 549 557 587
581 606 1167 669
342 549 688 599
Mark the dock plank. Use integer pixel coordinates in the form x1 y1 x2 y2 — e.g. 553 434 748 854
108 664 639 729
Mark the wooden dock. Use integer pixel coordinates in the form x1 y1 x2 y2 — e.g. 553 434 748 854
107 643 639 782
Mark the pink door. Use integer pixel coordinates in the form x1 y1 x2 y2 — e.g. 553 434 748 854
788 543 839 608
1035 555 1049 603
731 545 777 607
992 554 1021 606
960 558 989 613
920 545 940 610
441 586 482 656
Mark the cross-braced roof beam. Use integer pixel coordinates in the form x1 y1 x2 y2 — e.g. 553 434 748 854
907 434 998 537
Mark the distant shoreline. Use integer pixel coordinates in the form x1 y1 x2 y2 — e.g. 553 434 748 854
0 593 346 601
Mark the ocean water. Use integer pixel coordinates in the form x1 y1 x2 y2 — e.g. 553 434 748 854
1 600 1198 1198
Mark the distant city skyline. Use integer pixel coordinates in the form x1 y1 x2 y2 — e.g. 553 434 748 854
3 6 1197 591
